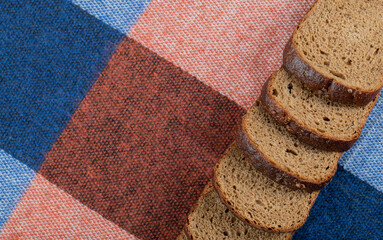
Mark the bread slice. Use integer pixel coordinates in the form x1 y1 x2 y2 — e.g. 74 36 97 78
237 101 341 191
260 68 378 152
177 230 188 240
213 144 319 232
284 0 383 105
185 182 294 239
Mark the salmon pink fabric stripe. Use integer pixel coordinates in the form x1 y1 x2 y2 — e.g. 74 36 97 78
0 174 137 240
130 0 314 109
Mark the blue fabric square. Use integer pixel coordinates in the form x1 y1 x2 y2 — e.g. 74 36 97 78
339 96 383 191
294 166 383 240
0 0 125 170
71 0 151 34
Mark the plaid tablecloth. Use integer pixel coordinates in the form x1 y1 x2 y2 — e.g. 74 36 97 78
0 1 382 239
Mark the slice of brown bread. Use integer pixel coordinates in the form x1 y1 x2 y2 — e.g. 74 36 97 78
284 0 383 105
213 144 319 232
237 101 342 191
177 230 188 240
185 182 294 239
261 68 378 152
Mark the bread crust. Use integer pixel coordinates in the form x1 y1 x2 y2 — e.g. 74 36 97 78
260 70 379 152
183 228 192 240
212 145 319 233
283 0 383 106
283 38 382 106
236 121 338 192
177 230 188 240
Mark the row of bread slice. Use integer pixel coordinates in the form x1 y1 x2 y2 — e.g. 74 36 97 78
178 144 315 239
241 0 381 193
178 90 373 238
178 0 382 237
178 73 377 239
178 60 379 240
266 0 382 152
178 102 328 239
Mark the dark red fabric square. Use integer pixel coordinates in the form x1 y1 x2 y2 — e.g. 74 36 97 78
40 37 245 239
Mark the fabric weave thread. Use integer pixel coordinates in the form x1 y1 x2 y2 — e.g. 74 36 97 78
0 0 381 239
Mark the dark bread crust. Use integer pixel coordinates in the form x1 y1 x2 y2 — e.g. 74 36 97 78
184 228 193 240
177 230 188 240
236 121 338 192
184 226 193 240
283 0 383 106
260 71 379 152
212 145 319 233
283 38 382 106
286 232 295 240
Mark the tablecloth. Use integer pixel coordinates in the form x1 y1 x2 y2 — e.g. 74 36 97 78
0 0 382 239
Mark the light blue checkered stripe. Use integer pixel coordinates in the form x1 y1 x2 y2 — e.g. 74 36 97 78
339 96 383 192
71 0 152 34
0 150 35 229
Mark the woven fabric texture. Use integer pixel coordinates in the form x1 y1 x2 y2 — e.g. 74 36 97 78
339 96 383 191
294 166 383 240
0 0 382 239
0 150 35 229
130 0 315 109
71 0 151 34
